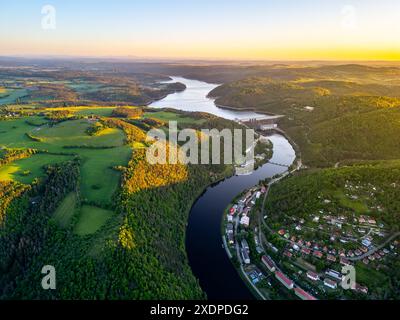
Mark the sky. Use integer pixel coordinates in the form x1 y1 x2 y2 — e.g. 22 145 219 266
1 0 400 60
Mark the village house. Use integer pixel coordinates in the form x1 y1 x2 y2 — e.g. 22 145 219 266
347 250 354 257
294 287 317 300
278 229 286 236
352 283 368 294
306 271 319 281
241 249 251 264
326 254 337 263
240 216 250 227
361 246 369 253
313 250 323 259
261 255 276 272
362 239 372 248
284 250 293 258
275 271 294 290
227 233 234 245
324 278 338 289
326 269 343 282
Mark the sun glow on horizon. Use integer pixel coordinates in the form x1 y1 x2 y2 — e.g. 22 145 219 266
1 0 399 61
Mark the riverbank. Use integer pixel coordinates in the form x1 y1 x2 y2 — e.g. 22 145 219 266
147 75 296 299
213 102 281 118
220 130 301 300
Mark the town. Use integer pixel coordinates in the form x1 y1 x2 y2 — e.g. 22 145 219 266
223 179 400 300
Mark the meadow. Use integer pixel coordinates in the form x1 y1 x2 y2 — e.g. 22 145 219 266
0 109 133 235
0 104 233 299
0 106 214 237
0 89 28 105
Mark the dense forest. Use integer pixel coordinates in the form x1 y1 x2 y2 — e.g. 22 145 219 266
207 67 400 167
0 109 240 299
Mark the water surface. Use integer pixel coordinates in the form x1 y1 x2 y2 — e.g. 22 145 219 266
149 77 268 120
149 77 296 299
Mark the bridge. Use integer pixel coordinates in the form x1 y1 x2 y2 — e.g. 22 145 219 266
267 161 291 168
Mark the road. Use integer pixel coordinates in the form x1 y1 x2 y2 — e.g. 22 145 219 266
348 231 400 261
234 216 267 300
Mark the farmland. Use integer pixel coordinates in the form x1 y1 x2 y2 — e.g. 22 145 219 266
0 114 131 205
0 104 239 299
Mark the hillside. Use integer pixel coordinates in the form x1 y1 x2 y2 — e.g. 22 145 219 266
262 160 400 299
0 106 240 299
207 65 400 167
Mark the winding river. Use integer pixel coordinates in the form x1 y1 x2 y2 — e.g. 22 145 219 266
150 77 296 300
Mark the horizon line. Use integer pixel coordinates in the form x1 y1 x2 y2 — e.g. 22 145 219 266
1 54 400 64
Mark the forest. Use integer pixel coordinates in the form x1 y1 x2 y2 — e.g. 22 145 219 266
207 66 400 167
0 107 239 299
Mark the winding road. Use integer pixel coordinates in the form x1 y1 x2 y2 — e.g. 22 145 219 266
348 232 400 262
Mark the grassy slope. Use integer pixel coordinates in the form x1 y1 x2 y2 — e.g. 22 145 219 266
143 110 206 125
79 147 131 204
0 154 72 184
0 107 229 299
0 116 131 203
73 205 114 236
0 89 28 105
53 192 78 228
36 119 125 147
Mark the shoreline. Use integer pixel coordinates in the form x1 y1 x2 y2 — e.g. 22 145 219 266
220 127 301 300
213 102 281 118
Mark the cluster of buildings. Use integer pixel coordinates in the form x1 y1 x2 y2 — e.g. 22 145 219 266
261 254 317 300
275 208 389 266
225 186 267 246
305 269 368 294
245 265 265 285
261 248 372 298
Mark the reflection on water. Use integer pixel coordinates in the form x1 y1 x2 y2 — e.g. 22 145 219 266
151 76 296 299
149 77 269 120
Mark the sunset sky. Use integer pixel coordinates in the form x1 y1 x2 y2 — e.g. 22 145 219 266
1 0 399 60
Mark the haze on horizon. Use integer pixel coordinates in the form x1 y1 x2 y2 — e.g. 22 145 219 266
1 0 400 61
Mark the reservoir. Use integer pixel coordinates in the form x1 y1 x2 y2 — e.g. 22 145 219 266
149 76 267 120
150 77 296 299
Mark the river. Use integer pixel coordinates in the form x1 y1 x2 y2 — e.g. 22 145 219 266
149 77 268 120
149 77 296 300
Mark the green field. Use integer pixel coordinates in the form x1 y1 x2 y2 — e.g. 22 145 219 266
0 117 44 148
74 107 116 117
333 189 369 214
0 116 132 205
143 111 205 125
0 113 137 239
0 153 72 184
0 88 28 105
73 205 114 236
35 119 125 148
53 192 78 228
78 147 132 204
